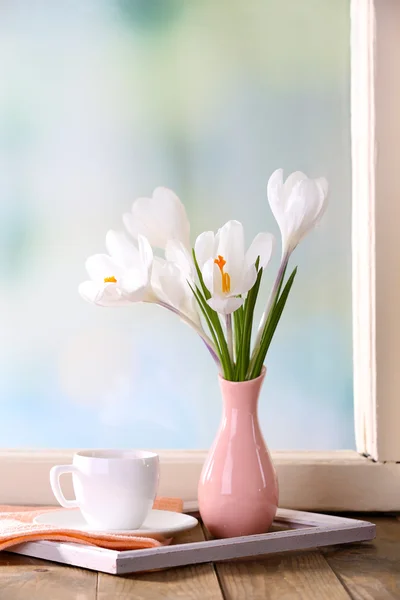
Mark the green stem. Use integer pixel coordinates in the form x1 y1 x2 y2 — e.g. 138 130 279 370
226 314 233 363
250 252 290 367
189 283 234 379
157 300 221 369
233 307 243 362
248 266 297 379
236 266 263 380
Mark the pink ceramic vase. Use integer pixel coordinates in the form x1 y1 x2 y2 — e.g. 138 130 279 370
198 368 278 538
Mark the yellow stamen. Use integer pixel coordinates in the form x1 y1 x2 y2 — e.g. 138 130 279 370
104 276 117 283
214 255 231 294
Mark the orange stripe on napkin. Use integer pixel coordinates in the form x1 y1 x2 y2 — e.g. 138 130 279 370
0 497 183 552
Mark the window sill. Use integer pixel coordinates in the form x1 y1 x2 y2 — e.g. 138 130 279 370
1 449 399 511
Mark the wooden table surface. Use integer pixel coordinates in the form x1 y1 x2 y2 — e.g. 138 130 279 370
0 514 398 599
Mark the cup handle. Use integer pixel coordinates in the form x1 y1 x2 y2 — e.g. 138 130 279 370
50 465 79 508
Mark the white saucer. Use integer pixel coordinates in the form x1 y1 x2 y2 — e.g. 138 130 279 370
34 509 198 537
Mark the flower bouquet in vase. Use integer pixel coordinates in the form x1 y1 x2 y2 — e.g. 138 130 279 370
80 169 328 538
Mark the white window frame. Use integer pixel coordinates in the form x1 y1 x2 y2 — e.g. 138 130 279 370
2 0 400 511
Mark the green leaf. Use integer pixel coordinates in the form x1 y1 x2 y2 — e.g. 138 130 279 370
192 249 211 300
188 282 220 353
248 266 297 380
188 280 234 380
236 267 263 380
233 305 244 364
234 258 263 381
275 261 288 300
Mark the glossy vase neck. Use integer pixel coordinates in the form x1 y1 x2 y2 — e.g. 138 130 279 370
218 367 266 413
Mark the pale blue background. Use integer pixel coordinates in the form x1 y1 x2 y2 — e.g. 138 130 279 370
0 0 353 449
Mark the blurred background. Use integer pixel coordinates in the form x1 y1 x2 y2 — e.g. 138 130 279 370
0 0 352 449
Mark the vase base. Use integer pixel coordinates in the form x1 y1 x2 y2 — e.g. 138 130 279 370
201 504 277 539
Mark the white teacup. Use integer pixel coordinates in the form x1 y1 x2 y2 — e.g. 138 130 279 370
50 450 159 530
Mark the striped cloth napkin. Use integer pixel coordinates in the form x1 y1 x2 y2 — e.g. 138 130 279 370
0 497 183 551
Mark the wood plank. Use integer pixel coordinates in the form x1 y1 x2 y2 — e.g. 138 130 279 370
0 552 97 600
97 523 223 600
200 520 350 600
214 551 350 600
323 515 400 600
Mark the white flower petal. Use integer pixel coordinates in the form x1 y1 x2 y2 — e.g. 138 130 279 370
99 286 133 307
245 232 275 269
202 258 217 295
123 210 150 244
216 220 245 289
194 231 215 269
268 169 328 255
181 294 201 325
165 239 193 280
151 259 182 303
120 267 148 298
150 257 168 301
124 187 190 249
137 234 153 274
153 187 190 248
312 178 329 227
232 264 257 296
267 168 285 221
85 254 122 283
159 271 185 311
286 179 323 244
283 171 308 196
207 295 244 315
315 177 329 199
105 230 140 269
78 281 103 304
78 281 132 307
151 258 200 323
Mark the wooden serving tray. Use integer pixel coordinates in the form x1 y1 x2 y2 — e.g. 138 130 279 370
8 509 375 575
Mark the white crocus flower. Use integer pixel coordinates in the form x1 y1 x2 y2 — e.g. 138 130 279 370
195 220 274 315
79 230 154 307
79 230 219 365
123 187 191 250
252 169 328 360
267 169 329 257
